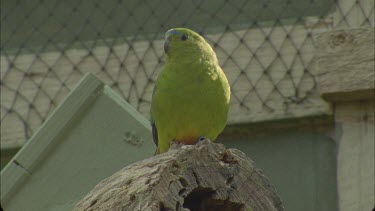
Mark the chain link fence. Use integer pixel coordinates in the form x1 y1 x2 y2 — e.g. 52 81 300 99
1 0 374 148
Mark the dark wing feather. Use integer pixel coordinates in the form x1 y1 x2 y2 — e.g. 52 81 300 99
152 123 160 155
151 77 160 154
152 123 158 147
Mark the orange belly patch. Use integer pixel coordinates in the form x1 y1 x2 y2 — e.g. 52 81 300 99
174 136 198 145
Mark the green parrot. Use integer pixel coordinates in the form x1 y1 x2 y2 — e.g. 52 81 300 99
151 28 230 154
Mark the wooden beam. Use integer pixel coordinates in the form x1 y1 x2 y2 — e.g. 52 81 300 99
313 27 375 211
312 28 375 101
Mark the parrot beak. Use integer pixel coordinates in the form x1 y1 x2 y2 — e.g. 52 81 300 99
164 29 182 54
164 36 171 54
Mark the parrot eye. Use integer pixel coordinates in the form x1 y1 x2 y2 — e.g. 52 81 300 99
181 34 188 41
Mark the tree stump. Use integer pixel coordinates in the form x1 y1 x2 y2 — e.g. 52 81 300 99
74 139 283 211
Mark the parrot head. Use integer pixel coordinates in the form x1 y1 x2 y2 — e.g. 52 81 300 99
164 28 216 62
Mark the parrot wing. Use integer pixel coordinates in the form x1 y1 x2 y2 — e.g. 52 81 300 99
151 122 158 147
151 81 160 154
152 123 160 155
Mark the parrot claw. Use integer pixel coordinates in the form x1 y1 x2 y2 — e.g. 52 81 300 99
197 136 208 144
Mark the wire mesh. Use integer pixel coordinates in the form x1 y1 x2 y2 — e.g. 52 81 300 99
1 0 374 147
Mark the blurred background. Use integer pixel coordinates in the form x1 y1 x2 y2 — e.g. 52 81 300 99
1 0 374 211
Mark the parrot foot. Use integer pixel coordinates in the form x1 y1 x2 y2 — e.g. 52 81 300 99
196 136 210 144
169 140 186 151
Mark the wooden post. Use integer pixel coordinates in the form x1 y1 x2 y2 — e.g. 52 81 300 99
313 28 374 211
74 139 283 211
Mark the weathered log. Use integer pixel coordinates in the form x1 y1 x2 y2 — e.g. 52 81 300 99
74 139 283 211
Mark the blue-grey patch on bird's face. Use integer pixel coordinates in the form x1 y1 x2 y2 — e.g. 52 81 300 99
164 29 189 54
165 29 183 37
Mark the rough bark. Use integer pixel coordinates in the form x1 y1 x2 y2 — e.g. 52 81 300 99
74 139 283 211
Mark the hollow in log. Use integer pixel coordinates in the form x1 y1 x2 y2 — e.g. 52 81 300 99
74 139 283 211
